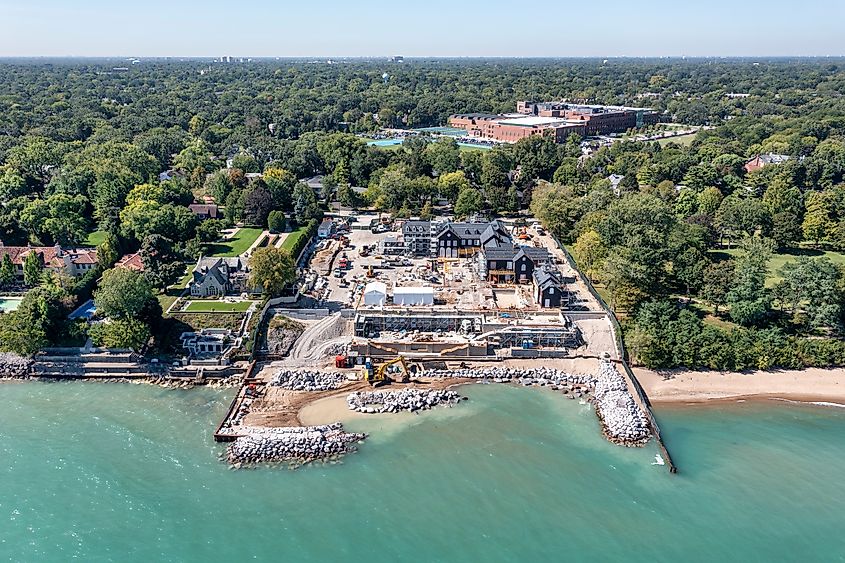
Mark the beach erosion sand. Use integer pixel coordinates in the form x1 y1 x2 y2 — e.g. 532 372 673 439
635 366 845 404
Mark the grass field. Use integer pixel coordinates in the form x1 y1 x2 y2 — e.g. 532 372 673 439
183 300 255 313
711 246 845 287
157 265 194 312
280 225 310 253
204 227 263 257
657 133 697 147
85 230 108 247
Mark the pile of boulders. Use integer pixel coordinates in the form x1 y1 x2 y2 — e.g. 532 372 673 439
592 361 651 446
347 389 464 414
270 370 346 391
0 352 32 378
226 423 366 465
424 366 595 397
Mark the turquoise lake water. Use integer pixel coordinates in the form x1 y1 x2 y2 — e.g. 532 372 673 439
2 382 845 562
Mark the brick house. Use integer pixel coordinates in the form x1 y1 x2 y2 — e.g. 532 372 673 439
0 244 97 281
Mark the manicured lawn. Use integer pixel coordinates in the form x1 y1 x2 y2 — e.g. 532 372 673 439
204 227 264 257
711 246 845 287
85 230 108 247
280 225 310 253
183 300 255 313
158 265 194 313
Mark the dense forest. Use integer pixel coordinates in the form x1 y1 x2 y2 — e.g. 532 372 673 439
1 57 845 367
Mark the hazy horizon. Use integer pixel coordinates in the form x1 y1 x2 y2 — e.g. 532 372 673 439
1 0 843 58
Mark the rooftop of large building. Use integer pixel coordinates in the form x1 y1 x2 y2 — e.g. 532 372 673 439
495 116 581 128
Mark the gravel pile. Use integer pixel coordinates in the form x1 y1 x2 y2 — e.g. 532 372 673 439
226 423 366 465
0 352 32 378
347 389 464 414
593 361 651 446
270 370 346 391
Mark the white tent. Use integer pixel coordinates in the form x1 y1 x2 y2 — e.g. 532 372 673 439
363 282 387 307
393 286 434 306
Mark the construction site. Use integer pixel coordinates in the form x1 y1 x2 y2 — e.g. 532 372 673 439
210 213 680 472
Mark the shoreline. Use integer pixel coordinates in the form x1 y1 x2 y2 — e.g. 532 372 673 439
635 367 845 407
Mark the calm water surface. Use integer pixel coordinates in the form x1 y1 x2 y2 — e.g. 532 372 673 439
1 382 844 562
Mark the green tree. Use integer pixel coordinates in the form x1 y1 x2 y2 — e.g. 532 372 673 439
268 211 287 233
140 235 184 290
775 257 843 332
0 254 15 288
96 232 120 269
0 285 68 355
715 195 771 242
205 170 234 204
453 187 483 219
726 238 772 326
437 170 471 204
23 251 43 287
802 191 835 246
249 247 296 297
696 187 723 216
337 185 359 209
700 259 735 313
770 212 802 249
292 182 320 225
88 318 151 350
94 268 155 320
425 138 461 175
572 229 607 283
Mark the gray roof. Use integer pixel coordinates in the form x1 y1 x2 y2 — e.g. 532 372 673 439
402 220 431 235
193 257 245 285
440 219 510 242
533 267 563 290
483 245 550 262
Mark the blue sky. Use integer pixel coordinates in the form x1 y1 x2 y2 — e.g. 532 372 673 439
0 0 843 57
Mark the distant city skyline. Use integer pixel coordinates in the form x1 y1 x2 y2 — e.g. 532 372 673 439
0 0 843 58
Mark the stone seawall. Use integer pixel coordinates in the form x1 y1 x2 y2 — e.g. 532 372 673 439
593 361 651 446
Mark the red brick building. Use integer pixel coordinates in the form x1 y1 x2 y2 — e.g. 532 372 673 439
448 113 586 143
450 102 660 143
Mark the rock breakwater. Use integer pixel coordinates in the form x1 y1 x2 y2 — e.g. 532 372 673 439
226 423 366 465
270 370 346 391
347 389 464 413
0 353 33 378
593 361 651 446
424 366 594 397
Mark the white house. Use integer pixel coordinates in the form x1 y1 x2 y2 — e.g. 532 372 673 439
393 286 434 306
363 282 387 307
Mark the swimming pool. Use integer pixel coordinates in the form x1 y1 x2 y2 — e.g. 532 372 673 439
366 139 403 147
0 297 23 313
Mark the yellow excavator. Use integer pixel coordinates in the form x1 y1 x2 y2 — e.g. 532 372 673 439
362 356 417 386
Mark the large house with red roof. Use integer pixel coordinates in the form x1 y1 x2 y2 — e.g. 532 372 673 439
0 244 98 282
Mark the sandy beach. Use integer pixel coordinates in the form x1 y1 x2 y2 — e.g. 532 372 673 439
635 367 845 404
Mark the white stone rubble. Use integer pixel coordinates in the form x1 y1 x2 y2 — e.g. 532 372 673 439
592 361 651 446
270 369 346 391
347 389 464 413
226 423 366 465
